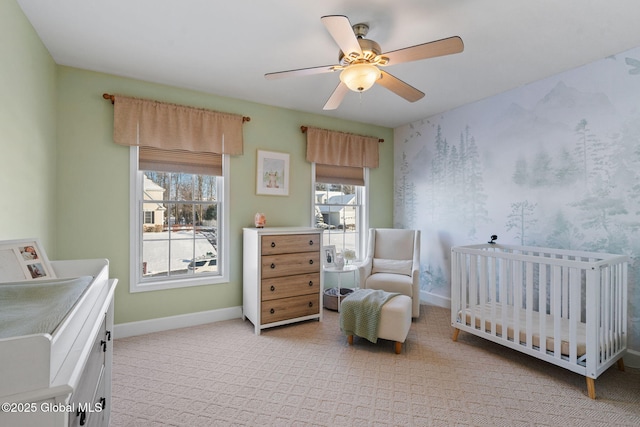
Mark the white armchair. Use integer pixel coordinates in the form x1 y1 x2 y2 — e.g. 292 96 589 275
358 228 421 318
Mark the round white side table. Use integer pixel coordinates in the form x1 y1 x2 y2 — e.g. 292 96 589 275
323 264 358 311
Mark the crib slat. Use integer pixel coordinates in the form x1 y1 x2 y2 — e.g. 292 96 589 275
569 267 580 365
585 266 599 378
470 255 478 331
553 265 562 359
479 254 488 333
539 263 547 354
490 256 497 336
525 260 534 349
500 254 508 343
513 259 522 346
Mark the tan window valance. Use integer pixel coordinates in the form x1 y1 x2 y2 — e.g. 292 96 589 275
112 95 244 155
305 126 379 169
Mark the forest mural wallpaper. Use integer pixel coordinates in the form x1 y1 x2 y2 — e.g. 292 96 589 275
394 46 640 356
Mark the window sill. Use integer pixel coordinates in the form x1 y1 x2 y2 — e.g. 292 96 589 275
130 274 229 293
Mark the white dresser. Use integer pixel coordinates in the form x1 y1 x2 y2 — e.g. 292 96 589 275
0 259 117 427
243 227 323 334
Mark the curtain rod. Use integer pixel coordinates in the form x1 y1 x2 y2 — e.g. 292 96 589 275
300 126 384 143
102 93 251 123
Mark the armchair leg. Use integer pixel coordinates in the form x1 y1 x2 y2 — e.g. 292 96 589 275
347 335 353 345
394 341 402 354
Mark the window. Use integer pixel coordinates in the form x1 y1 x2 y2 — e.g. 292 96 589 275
313 165 368 261
130 148 229 292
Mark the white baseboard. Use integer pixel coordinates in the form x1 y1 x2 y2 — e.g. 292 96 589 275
114 306 243 339
420 290 451 309
625 349 640 369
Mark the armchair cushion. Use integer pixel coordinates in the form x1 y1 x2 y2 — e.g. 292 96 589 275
372 258 412 276
365 273 413 296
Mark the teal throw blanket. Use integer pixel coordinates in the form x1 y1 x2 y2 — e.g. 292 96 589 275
340 289 400 343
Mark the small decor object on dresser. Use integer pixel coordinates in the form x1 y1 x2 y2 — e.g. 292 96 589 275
243 227 323 334
254 212 266 228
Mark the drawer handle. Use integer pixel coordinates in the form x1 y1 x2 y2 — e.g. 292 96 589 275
270 308 275 314
270 285 275 292
76 409 87 426
308 302 313 308
271 242 276 248
101 340 107 352
270 263 276 269
309 259 313 265
309 240 314 246
308 281 313 286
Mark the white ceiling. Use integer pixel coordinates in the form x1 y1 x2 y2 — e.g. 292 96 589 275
16 0 640 128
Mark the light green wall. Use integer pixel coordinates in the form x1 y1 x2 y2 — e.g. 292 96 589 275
0 0 57 254
3 0 393 325
55 67 393 324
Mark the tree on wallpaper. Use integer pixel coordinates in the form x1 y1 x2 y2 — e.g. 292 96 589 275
506 200 537 245
394 152 418 228
417 124 488 239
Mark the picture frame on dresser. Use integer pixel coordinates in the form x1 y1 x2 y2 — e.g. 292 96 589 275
256 149 290 196
0 238 55 282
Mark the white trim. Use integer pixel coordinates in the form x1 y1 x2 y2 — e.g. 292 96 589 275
420 290 451 309
114 306 243 338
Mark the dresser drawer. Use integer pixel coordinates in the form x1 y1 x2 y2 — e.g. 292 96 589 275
261 252 320 279
261 234 320 255
261 293 320 324
261 273 320 301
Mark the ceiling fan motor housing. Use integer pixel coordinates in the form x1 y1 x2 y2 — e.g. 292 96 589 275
339 38 382 65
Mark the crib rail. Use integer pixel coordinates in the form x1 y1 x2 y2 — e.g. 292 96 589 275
451 244 628 380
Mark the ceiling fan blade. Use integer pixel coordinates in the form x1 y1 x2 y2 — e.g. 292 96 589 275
321 15 362 58
323 82 350 110
377 70 425 102
265 64 337 80
383 36 464 65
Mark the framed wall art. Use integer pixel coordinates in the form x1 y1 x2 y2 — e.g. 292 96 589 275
0 238 56 282
256 150 289 196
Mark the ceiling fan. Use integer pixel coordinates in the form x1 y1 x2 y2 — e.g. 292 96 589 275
265 15 464 110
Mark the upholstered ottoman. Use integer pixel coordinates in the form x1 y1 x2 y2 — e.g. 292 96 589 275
340 290 412 354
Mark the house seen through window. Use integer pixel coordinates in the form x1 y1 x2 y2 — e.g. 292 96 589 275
314 181 366 262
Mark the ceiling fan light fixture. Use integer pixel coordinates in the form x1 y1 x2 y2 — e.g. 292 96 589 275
339 63 381 92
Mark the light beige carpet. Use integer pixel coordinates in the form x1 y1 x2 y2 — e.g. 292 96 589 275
111 305 640 426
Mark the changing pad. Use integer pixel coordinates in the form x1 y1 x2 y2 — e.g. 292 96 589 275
0 276 93 339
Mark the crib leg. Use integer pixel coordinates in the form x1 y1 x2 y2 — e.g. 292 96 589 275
452 328 460 342
586 377 596 399
617 358 625 372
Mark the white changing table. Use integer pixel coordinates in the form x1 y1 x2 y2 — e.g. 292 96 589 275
0 258 117 427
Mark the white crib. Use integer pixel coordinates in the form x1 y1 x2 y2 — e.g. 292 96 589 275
450 244 628 399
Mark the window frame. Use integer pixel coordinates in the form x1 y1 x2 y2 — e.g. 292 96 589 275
129 147 230 293
310 163 369 261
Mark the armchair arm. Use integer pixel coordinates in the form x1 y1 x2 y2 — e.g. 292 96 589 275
357 257 373 289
